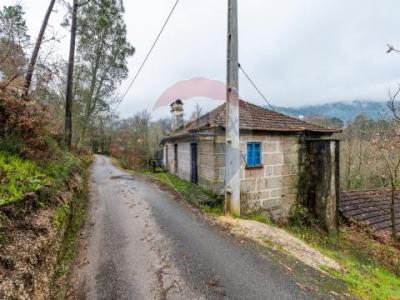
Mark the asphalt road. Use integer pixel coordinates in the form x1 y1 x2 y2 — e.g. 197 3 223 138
71 155 326 300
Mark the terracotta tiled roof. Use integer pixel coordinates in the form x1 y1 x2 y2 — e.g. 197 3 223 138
340 190 400 238
183 100 340 134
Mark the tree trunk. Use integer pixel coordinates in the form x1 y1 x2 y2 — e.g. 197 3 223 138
391 186 398 242
77 121 88 149
345 149 352 189
24 0 56 97
65 1 78 149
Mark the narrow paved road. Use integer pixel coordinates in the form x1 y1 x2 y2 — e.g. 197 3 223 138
71 155 329 299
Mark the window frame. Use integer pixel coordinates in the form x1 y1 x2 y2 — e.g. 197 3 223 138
246 141 263 169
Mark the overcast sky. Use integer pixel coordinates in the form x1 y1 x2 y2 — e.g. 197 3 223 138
4 0 400 119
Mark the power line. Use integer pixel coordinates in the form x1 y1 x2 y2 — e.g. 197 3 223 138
117 0 180 107
238 63 276 111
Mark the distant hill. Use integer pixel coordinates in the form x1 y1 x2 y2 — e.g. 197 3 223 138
276 101 389 123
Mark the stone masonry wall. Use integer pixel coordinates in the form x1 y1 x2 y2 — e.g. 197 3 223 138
165 133 300 221
214 134 300 220
197 138 221 193
164 139 220 192
165 142 191 181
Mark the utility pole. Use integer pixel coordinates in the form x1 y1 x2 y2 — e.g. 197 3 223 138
225 0 240 216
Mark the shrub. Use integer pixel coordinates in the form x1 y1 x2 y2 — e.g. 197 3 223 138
0 81 51 158
0 152 50 205
0 134 25 155
289 204 319 228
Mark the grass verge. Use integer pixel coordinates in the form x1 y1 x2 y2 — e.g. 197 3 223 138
0 152 50 205
286 224 400 300
0 149 87 206
0 144 92 298
148 171 224 216
241 212 274 225
50 162 90 299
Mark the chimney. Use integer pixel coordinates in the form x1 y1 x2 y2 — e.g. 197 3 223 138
170 99 184 132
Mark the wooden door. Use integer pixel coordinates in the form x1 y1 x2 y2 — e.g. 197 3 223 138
191 143 198 184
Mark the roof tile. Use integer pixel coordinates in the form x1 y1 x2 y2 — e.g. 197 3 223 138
183 100 339 134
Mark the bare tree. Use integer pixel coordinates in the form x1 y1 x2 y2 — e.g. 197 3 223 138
189 103 203 127
372 84 400 242
342 115 371 189
372 122 400 242
388 85 400 122
24 0 56 97
386 44 400 54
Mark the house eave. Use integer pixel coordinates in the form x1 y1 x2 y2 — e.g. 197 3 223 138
160 126 340 146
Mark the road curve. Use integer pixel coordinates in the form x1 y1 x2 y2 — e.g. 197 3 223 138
71 155 331 299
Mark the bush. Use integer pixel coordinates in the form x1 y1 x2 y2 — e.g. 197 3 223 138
289 204 319 228
0 152 50 205
0 82 51 158
0 134 25 155
0 148 82 206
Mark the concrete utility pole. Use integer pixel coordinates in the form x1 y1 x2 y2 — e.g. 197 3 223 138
225 0 241 216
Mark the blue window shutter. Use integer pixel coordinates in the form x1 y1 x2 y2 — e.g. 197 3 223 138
247 143 253 166
255 143 261 166
247 142 262 167
247 143 251 166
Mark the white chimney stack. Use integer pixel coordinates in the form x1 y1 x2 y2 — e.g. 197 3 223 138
170 99 184 132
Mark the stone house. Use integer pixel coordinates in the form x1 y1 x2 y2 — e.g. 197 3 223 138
161 99 340 226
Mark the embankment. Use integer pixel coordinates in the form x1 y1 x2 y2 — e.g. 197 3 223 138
0 153 92 299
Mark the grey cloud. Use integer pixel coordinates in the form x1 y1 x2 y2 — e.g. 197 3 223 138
6 0 400 118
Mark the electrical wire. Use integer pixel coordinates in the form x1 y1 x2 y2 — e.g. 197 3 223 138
117 0 180 107
238 63 276 111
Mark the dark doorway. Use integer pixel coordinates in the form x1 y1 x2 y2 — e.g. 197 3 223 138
174 144 178 173
191 143 198 184
165 145 169 169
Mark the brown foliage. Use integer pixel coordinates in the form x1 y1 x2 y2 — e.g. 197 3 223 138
0 79 51 158
110 145 147 170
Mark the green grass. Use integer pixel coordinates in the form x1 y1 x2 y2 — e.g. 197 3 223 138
53 204 71 230
0 139 92 298
242 213 273 225
51 171 89 299
0 150 82 206
151 172 224 216
54 183 87 278
199 202 224 216
0 152 50 205
154 172 194 193
286 225 400 300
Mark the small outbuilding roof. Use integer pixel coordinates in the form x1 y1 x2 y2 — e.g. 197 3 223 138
163 100 340 142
